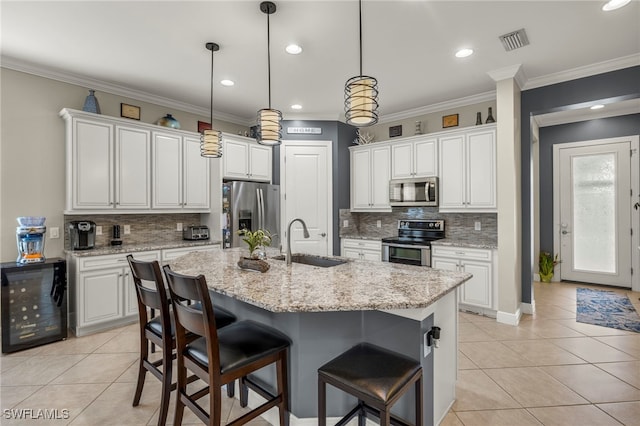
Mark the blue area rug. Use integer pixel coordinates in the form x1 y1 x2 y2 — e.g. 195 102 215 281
576 288 640 333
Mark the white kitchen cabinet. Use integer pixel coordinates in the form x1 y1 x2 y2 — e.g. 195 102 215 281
438 126 496 212
350 143 392 212
152 132 210 210
63 113 151 211
432 245 497 316
68 250 161 336
222 135 272 182
341 238 382 261
391 136 437 179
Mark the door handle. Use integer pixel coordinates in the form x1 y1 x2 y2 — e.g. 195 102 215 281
320 232 327 237
562 230 570 235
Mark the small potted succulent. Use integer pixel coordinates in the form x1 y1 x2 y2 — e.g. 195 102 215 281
538 251 560 283
237 228 272 272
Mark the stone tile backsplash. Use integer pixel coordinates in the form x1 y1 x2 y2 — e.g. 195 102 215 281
339 208 497 244
64 213 202 250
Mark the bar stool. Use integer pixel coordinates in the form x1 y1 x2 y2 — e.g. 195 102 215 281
318 342 423 426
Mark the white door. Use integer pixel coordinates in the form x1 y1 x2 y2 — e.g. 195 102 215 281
281 142 331 256
557 140 633 287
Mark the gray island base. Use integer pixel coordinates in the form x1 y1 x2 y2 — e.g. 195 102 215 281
169 248 471 425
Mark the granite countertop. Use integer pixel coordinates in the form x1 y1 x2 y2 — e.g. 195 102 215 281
66 240 222 257
168 247 471 313
431 238 498 250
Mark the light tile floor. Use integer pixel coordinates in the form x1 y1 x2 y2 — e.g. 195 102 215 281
0 281 638 425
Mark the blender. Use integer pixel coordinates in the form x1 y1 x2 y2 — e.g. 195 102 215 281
16 217 46 263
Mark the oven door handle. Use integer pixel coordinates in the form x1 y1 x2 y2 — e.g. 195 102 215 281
382 242 430 250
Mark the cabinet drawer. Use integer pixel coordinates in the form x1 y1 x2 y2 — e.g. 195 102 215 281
78 250 160 271
341 238 381 251
162 245 219 262
431 246 492 262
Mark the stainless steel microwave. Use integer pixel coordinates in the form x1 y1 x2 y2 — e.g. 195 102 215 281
389 177 438 207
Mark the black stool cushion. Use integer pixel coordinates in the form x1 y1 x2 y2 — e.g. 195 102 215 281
186 320 290 374
146 304 236 337
318 343 421 403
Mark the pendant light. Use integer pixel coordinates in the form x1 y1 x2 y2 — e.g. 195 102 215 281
257 1 282 146
344 0 379 127
201 42 222 158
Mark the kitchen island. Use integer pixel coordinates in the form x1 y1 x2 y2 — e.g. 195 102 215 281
169 248 471 425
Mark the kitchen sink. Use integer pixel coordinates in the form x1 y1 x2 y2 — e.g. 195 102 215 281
271 254 348 268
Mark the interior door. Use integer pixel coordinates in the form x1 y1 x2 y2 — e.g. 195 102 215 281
282 142 331 256
558 140 632 287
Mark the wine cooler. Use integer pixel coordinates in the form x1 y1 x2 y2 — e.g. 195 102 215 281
1 258 67 353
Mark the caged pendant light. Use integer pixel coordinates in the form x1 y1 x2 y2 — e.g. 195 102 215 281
344 0 379 127
201 42 223 158
256 1 282 146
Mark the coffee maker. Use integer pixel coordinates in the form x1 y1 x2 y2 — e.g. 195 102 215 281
68 221 96 250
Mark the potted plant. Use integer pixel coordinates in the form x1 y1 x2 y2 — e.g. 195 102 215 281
538 251 560 283
237 229 272 272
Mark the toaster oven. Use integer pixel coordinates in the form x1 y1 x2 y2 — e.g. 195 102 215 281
182 225 210 241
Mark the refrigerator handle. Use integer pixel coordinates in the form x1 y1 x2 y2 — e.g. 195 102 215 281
256 188 263 230
259 188 265 230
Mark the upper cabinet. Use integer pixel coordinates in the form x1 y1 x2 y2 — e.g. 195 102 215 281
391 136 437 179
438 125 496 212
222 135 272 182
61 108 210 214
350 143 392 212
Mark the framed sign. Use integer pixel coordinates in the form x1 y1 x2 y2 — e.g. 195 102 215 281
442 114 459 128
389 125 402 138
120 103 140 120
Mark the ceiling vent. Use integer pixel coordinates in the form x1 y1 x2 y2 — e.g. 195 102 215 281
499 28 529 51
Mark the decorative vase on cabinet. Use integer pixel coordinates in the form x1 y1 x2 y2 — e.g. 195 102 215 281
82 89 101 114
156 114 181 129
485 107 495 124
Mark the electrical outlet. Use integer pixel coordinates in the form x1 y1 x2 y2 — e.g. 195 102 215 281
343 220 349 228
49 227 60 239
423 332 431 357
96 226 102 236
475 221 481 231
376 220 382 228
177 222 183 232
124 225 131 235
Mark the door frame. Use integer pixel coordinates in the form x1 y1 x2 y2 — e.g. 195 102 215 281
552 135 639 291
279 140 333 255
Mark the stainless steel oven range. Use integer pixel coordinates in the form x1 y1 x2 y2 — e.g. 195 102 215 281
381 219 445 267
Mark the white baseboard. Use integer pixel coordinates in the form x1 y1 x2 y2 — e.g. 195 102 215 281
521 301 536 315
496 308 522 326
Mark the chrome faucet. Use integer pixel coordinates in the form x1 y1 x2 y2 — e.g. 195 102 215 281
286 218 310 266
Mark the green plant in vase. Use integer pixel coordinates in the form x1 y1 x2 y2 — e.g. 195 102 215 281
237 228 272 259
538 251 560 283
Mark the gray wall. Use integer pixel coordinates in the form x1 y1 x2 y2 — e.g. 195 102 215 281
520 66 640 304
538 114 640 253
273 120 356 255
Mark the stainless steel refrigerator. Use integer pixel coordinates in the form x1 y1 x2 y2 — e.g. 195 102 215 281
222 181 280 250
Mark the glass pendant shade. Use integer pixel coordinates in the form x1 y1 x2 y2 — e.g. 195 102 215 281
345 75 379 126
257 108 282 146
201 129 222 158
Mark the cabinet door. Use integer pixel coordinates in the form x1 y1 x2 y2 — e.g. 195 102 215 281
361 250 381 261
223 138 250 179
115 126 151 209
459 260 492 308
432 257 459 272
467 130 496 209
249 143 272 182
414 138 437 177
73 119 113 209
391 142 414 179
439 134 466 209
370 145 391 209
183 137 210 209
79 268 122 326
124 251 161 317
351 149 372 210
152 133 183 208
342 247 363 260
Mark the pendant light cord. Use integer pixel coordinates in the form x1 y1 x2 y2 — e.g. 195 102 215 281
359 0 363 77
267 11 272 108
210 47 214 126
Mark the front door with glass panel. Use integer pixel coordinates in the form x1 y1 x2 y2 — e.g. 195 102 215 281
557 140 632 287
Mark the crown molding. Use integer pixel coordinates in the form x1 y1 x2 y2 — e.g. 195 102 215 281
0 55 253 127
522 53 640 90
377 91 497 124
487 64 527 88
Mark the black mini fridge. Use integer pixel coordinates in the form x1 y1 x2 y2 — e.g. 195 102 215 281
1 258 67 353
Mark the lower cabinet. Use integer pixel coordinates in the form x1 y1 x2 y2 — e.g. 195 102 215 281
341 238 382 261
68 244 220 336
431 245 497 316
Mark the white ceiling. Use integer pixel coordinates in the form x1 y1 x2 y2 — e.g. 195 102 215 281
2 1 639 126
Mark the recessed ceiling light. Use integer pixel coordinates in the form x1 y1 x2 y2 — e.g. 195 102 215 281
291 104 302 110
455 48 474 58
285 44 302 55
602 0 631 11
220 79 234 87
590 104 605 110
